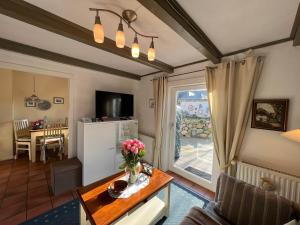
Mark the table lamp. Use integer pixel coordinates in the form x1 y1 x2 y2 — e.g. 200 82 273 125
281 129 300 143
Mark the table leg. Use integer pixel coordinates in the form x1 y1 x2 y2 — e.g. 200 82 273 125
31 133 37 162
62 130 68 156
163 184 171 217
80 204 91 225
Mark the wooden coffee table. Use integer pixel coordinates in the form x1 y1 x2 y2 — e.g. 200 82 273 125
77 169 173 225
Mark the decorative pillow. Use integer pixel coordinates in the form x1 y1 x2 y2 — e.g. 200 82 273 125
214 173 297 225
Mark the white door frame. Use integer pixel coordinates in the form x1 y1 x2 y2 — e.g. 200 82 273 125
0 56 76 158
166 83 219 192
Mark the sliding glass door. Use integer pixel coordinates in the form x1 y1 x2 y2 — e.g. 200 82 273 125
168 85 217 190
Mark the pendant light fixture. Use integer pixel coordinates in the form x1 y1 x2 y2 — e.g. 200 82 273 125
90 8 158 61
26 75 40 103
148 38 156 61
116 20 125 48
93 11 104 43
131 34 140 58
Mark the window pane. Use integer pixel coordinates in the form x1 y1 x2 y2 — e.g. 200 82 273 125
174 89 213 181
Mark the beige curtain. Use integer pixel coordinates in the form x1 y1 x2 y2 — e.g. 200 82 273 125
206 56 264 175
153 76 167 168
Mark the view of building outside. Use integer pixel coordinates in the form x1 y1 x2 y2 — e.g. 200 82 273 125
174 89 213 181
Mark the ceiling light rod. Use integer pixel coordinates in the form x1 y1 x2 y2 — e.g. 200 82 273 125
89 8 158 39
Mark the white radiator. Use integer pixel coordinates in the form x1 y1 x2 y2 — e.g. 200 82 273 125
139 133 155 164
237 161 300 204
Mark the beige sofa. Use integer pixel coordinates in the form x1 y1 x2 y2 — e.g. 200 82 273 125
180 173 300 225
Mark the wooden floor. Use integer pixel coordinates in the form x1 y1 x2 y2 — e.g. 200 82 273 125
166 171 215 200
0 155 214 225
0 154 76 225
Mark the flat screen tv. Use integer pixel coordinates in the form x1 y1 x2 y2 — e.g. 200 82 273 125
95 91 134 119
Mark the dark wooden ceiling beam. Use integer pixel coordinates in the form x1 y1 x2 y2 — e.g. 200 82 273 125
0 38 140 80
0 0 174 73
137 0 222 64
223 37 292 57
290 3 300 46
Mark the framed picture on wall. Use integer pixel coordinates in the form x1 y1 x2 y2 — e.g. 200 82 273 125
53 97 64 104
25 100 36 107
251 99 289 131
149 98 155 108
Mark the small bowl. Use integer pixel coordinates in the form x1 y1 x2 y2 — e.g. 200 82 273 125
108 180 128 195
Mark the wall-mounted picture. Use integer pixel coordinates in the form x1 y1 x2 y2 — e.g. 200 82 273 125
251 99 289 131
25 100 36 107
149 98 155 108
53 97 64 104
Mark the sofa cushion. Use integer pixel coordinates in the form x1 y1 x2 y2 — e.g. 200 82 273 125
204 202 232 225
214 173 297 225
180 206 221 225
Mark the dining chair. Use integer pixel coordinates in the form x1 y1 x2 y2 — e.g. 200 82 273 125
13 119 31 160
40 121 64 163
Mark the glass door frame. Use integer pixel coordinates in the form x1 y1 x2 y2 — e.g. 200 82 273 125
166 84 219 192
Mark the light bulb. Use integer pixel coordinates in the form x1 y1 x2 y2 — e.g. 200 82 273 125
131 36 140 58
93 15 104 43
148 39 155 61
116 22 125 48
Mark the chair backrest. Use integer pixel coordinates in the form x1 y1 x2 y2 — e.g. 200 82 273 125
13 119 30 139
43 121 63 139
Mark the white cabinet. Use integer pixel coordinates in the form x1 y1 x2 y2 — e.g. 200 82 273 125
77 120 138 186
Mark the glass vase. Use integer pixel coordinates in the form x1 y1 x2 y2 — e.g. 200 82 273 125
126 162 141 184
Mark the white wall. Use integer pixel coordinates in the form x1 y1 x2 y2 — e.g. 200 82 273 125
238 41 300 177
12 71 69 121
0 49 139 159
137 41 300 177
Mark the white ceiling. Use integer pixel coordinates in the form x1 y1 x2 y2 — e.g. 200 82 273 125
0 0 299 76
177 0 299 53
23 0 206 66
0 14 156 75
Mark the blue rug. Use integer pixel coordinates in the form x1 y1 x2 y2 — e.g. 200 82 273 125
21 182 209 225
21 200 80 225
156 182 209 225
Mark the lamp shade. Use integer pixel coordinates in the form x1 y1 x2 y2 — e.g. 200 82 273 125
281 129 300 143
93 15 104 43
93 24 104 43
148 40 155 61
131 36 140 58
116 23 125 48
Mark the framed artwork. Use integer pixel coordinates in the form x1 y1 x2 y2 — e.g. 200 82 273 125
25 101 36 107
53 97 64 104
149 98 155 108
251 99 289 131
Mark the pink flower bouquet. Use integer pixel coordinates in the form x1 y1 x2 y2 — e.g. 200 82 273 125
120 139 146 170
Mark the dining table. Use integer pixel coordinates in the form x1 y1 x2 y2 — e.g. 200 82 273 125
29 127 69 162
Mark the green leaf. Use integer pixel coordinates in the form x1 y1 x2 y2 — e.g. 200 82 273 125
138 149 146 157
118 162 127 170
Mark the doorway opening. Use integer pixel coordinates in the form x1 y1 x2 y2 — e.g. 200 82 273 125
168 85 215 190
